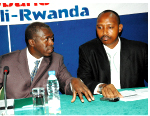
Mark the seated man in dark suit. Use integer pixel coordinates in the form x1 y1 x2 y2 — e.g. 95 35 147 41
77 10 148 98
0 22 94 103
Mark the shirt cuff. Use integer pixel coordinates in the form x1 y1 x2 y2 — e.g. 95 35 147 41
70 82 73 92
94 83 103 94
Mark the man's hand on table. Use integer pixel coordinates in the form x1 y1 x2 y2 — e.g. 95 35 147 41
71 78 95 103
99 84 123 98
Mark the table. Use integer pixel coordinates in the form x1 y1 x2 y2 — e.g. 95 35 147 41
14 87 148 115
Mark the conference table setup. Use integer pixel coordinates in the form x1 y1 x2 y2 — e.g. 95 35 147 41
0 87 148 115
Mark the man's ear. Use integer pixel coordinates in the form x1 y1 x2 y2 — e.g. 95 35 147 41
28 39 35 47
119 24 123 33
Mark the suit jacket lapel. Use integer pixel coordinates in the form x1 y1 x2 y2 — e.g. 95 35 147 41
97 39 110 83
17 48 31 87
31 55 51 87
120 38 131 88
17 47 52 87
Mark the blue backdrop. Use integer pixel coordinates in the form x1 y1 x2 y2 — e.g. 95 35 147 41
0 12 148 86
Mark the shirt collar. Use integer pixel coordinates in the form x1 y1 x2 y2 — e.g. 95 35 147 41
103 37 121 55
26 48 43 62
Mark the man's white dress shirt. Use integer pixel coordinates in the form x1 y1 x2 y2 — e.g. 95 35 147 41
26 48 43 75
94 38 121 94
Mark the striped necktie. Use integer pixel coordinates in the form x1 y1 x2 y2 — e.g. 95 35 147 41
31 60 40 82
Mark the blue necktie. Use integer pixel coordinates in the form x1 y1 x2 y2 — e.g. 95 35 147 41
31 60 40 82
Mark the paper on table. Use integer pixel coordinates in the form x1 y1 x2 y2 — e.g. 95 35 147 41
0 109 14 115
0 99 14 115
0 99 14 108
120 88 148 102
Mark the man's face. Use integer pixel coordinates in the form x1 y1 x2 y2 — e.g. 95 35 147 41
31 27 54 58
96 12 123 49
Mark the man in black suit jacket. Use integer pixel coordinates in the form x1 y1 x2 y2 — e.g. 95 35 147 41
77 10 148 98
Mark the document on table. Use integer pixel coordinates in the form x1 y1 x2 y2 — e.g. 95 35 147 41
120 88 148 102
0 99 14 115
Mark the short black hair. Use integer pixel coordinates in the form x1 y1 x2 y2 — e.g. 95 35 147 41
25 22 50 46
97 10 120 24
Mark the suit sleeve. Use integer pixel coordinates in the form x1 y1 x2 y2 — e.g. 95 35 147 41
0 56 3 89
57 55 73 95
143 44 148 82
77 46 99 94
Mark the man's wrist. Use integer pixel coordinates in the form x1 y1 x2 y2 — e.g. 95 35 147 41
98 84 107 94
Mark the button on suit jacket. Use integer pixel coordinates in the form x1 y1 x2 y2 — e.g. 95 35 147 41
77 37 148 93
0 47 73 99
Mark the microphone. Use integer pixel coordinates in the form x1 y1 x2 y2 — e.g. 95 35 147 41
3 66 9 115
4 66 9 74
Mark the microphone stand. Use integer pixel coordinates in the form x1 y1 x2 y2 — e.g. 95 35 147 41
4 72 7 115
